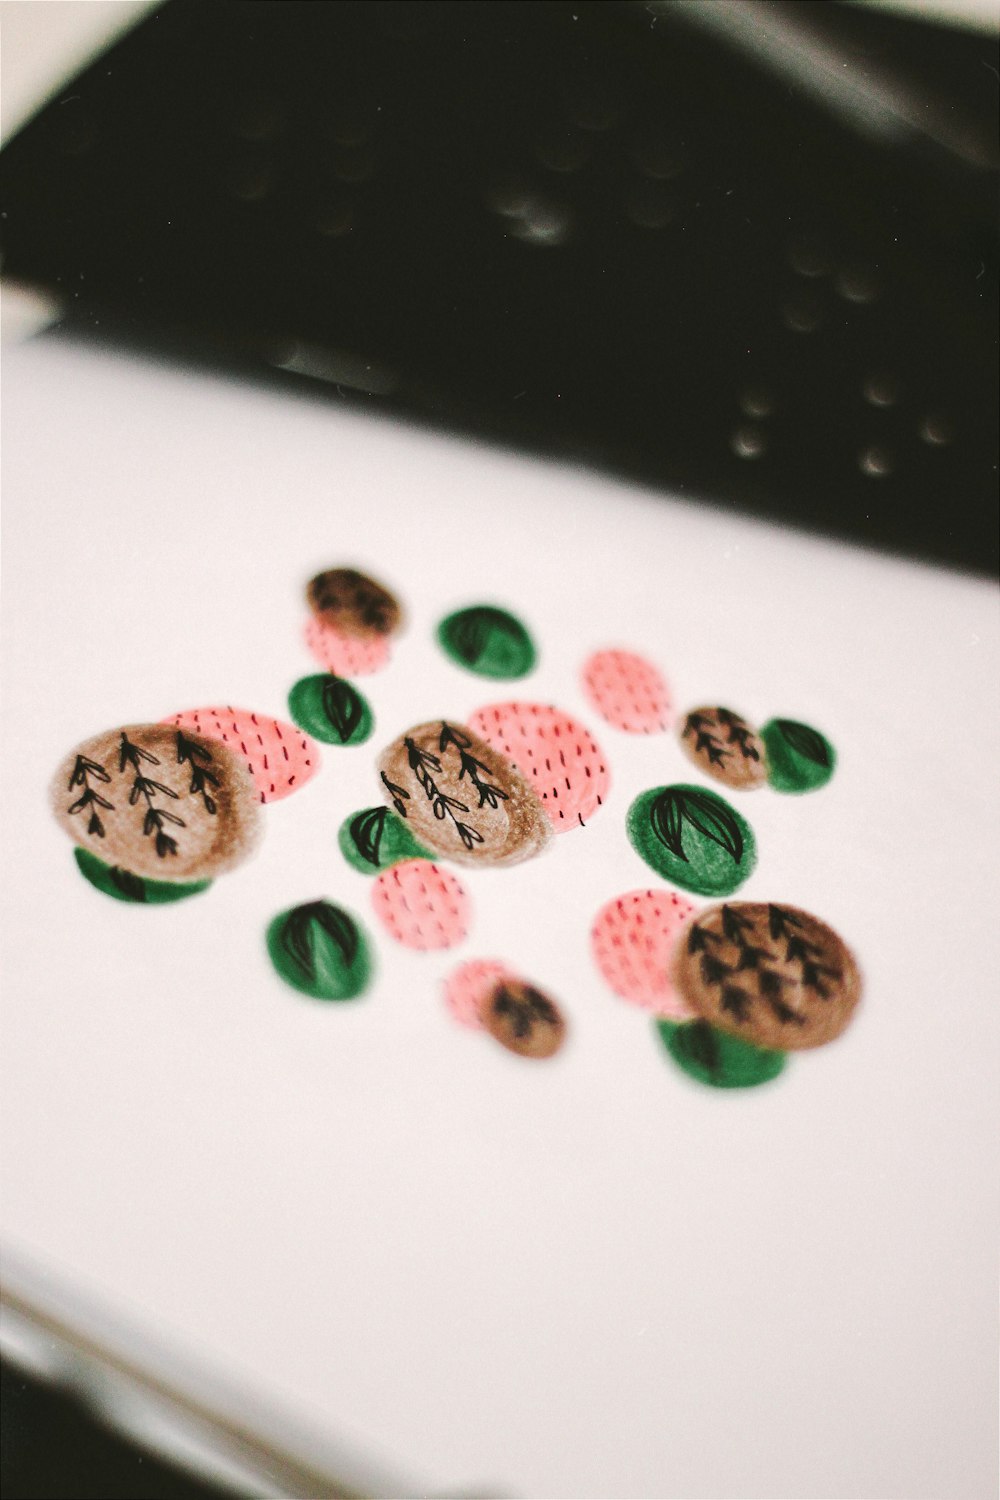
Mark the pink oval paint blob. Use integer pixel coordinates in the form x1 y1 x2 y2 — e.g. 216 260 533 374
466 701 609 831
581 649 673 734
163 706 319 803
443 958 517 1029
304 616 391 677
591 888 699 1018
371 859 471 951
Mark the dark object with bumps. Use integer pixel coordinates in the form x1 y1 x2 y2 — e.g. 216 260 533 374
0 0 996 573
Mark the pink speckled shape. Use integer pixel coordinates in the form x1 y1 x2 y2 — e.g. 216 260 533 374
591 888 699 1018
304 616 392 677
443 959 517 1029
371 859 470 951
163 706 319 803
581 649 673 734
466 701 609 831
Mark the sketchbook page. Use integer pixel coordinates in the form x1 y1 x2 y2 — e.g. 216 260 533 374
1 338 997 1500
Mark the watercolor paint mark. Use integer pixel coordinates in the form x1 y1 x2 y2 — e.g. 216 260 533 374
627 784 756 896
761 718 836 794
590 888 699 1018
679 707 767 790
443 958 517 1028
338 805 433 874
371 858 470 950
581 649 672 734
74 847 212 904
266 898 373 1001
656 1018 787 1089
51 724 261 882
466 701 609 831
377 720 550 867
482 979 567 1059
304 616 392 677
437 605 537 680
307 567 402 639
670 902 862 1050
164 706 318 803
288 674 374 746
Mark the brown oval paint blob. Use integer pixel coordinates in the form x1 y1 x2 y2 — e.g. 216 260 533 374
670 902 862 1051
482 979 567 1059
52 724 262 882
679 707 767 790
306 567 402 639
377 720 551 867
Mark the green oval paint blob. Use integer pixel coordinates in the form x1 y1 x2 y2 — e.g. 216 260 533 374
288 674 373 746
761 718 836 794
656 1018 786 1090
437 605 537 680
338 805 433 874
266 899 373 1001
74 847 211 904
626 783 756 896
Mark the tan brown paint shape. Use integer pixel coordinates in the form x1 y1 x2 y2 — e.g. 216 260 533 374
377 720 551 867
52 724 261 881
482 979 567 1058
671 902 862 1051
679 706 768 789
306 568 402 639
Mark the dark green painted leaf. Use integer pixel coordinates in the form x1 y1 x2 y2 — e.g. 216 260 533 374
287 674 374 746
650 786 743 864
775 719 830 767
73 847 211 905
436 605 537 680
322 676 364 743
266 899 372 1001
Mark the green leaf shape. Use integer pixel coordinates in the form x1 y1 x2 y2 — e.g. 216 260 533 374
436 605 537 680
73 847 211 905
338 805 433 874
761 718 836 794
627 784 756 896
287 674 374 746
266 899 373 1001
655 1018 786 1090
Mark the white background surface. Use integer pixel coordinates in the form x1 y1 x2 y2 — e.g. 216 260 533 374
2 339 998 1499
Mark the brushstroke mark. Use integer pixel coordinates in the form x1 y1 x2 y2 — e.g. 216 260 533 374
304 615 392 677
437 605 537 680
307 567 402 639
627 784 756 896
590 888 699 1017
377 721 550 867
163 706 318 803
482 979 567 1058
443 959 516 1028
761 718 836 794
266 898 373 1000
74 847 212 904
371 858 470 950
679 707 767 790
51 725 261 882
338 805 433 874
466 701 609 831
670 902 862 1050
581 649 672 734
288 675 374 746
656 1018 787 1089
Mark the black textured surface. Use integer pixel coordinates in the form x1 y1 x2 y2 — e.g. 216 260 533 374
0 1358 241 1500
1 0 996 572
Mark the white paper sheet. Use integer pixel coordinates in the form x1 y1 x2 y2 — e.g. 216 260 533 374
2 338 997 1499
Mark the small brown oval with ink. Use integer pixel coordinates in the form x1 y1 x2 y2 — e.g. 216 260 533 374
482 979 567 1059
377 720 551 867
51 724 261 882
306 567 402 639
679 707 767 790
670 902 862 1051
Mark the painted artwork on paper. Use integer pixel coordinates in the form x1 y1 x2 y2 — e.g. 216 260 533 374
51 565 860 1091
